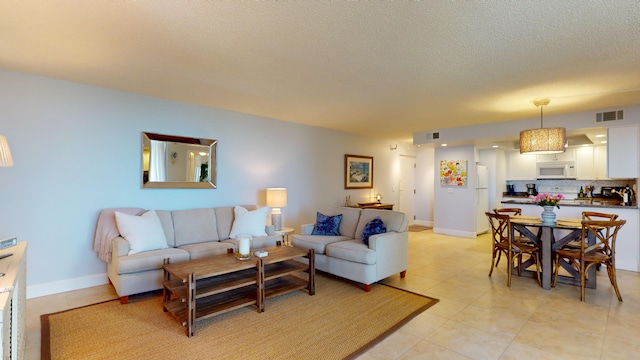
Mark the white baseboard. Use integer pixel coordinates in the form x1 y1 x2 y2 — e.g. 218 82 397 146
615 260 640 272
432 227 476 239
412 220 434 227
27 273 109 299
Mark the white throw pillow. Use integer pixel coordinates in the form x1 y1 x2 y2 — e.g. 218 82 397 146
229 206 270 239
115 210 169 255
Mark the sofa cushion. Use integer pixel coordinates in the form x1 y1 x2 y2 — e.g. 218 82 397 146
326 240 376 265
215 205 257 240
323 206 362 238
172 208 219 247
290 234 351 254
361 217 386 245
311 212 342 236
355 209 407 240
115 210 169 255
115 248 190 274
229 206 270 239
178 241 234 260
155 210 176 247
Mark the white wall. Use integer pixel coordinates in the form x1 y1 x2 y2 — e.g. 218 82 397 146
0 70 407 298
414 146 434 226
433 145 477 237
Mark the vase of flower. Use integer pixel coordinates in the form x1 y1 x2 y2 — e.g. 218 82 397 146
530 192 564 224
540 205 556 224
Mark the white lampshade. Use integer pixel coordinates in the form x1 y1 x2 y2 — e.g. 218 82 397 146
519 127 566 154
266 188 287 208
0 135 13 167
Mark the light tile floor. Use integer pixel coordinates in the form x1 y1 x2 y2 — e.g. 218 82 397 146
26 230 640 359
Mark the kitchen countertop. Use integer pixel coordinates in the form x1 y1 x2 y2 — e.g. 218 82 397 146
501 197 638 209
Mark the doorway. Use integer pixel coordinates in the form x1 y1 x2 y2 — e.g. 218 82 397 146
399 155 416 225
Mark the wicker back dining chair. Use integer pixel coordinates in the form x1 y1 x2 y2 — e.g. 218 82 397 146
492 208 535 264
486 212 541 287
553 219 626 301
560 211 619 253
493 208 522 216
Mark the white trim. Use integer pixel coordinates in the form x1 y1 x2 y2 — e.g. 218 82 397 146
26 273 109 299
412 220 433 227
432 227 476 239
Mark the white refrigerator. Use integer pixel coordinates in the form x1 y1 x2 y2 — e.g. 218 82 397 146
475 165 490 235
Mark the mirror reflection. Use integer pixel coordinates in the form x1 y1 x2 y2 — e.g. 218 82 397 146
142 132 217 189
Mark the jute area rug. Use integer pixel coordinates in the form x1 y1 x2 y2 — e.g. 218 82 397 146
42 273 438 360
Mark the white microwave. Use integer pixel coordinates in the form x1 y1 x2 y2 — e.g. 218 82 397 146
536 161 577 179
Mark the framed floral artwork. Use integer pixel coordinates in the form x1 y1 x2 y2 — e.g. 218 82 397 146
345 154 373 189
440 160 467 186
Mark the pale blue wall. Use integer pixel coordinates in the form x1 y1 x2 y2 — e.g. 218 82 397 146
0 70 406 297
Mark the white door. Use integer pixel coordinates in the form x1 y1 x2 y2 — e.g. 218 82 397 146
399 155 416 224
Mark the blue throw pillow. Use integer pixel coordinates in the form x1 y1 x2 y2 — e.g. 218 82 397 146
361 217 386 245
311 212 343 236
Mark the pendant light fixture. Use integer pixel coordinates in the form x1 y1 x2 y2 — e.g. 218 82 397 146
519 99 566 154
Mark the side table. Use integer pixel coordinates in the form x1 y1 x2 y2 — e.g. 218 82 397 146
274 227 294 246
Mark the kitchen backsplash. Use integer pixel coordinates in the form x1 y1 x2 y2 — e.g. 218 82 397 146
506 179 637 195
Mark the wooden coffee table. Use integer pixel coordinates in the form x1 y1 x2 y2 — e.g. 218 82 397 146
162 245 314 337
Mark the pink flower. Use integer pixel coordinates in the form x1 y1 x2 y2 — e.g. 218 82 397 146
529 193 564 209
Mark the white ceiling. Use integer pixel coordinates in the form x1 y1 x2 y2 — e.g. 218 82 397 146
1 1 639 143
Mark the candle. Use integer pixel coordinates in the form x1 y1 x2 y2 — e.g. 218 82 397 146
238 237 251 255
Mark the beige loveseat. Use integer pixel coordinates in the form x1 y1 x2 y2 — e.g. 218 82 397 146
105 205 281 303
291 206 408 291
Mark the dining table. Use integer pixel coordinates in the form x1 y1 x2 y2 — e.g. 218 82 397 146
509 215 596 290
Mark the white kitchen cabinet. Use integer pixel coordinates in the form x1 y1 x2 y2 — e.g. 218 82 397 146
536 148 575 162
608 125 639 179
575 146 594 179
593 145 609 180
506 151 536 180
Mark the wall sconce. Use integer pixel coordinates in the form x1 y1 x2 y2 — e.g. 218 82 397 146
376 193 382 204
0 135 13 167
266 188 287 231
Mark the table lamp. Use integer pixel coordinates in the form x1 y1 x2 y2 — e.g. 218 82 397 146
266 188 287 231
0 135 13 167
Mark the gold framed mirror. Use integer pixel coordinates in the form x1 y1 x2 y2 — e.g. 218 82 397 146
142 132 217 189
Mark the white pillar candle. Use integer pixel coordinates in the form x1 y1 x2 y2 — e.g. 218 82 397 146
238 237 251 255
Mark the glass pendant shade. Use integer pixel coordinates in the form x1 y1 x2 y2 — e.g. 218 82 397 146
519 127 566 154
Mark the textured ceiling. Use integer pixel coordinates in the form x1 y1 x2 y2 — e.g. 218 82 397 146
1 1 639 142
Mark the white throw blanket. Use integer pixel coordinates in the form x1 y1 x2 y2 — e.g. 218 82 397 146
93 208 144 261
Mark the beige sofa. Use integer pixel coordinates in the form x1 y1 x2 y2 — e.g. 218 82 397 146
107 205 281 303
290 206 408 291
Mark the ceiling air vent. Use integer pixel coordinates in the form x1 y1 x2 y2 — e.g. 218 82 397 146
425 132 440 140
596 110 624 123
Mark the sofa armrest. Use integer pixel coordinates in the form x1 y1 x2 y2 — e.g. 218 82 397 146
112 236 130 258
265 224 275 236
301 223 315 235
368 231 409 276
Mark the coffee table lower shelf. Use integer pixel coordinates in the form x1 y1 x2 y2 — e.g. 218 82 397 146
162 246 315 337
163 285 258 326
